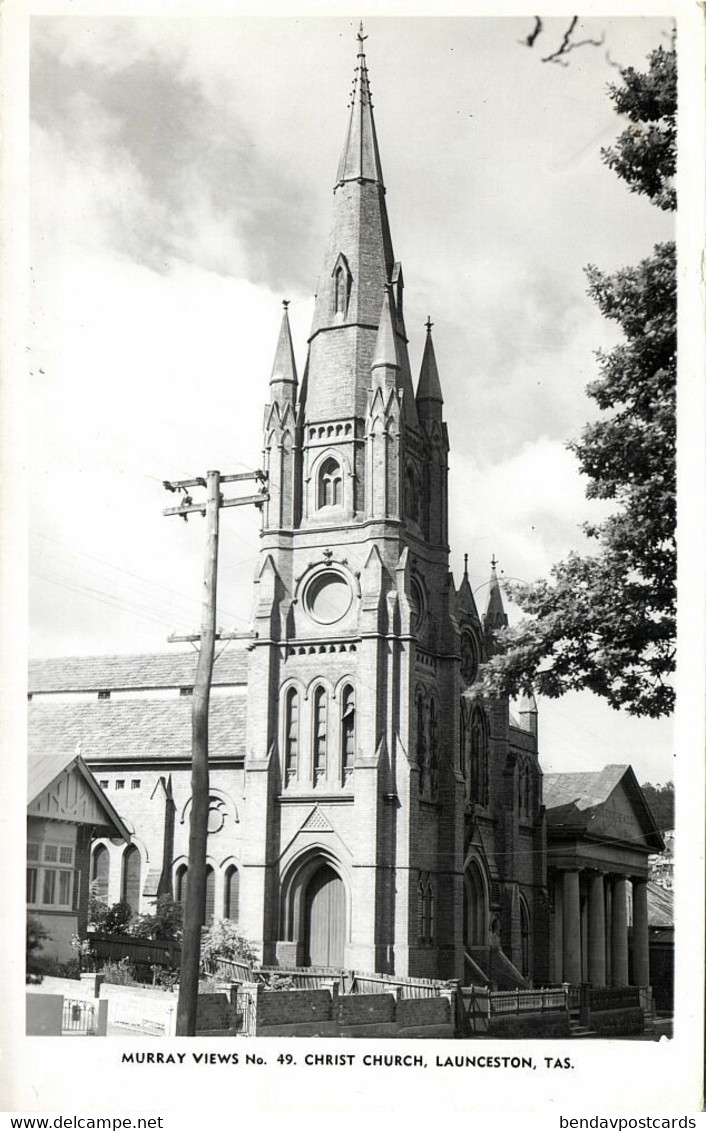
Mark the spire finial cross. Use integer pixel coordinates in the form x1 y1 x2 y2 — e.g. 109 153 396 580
282 299 290 311
463 552 469 576
425 316 433 334
491 553 498 571
358 21 367 43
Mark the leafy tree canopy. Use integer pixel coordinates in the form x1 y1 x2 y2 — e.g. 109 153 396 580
480 46 676 718
640 779 675 830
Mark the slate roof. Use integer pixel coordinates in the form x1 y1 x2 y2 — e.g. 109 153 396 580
29 695 247 764
28 751 130 839
29 650 248 693
647 882 674 928
543 766 627 816
543 764 663 851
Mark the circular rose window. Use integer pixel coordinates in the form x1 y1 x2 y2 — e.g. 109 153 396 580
305 571 352 624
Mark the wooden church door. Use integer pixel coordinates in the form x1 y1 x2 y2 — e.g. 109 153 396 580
304 864 345 967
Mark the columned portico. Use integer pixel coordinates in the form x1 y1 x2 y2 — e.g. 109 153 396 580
544 766 664 989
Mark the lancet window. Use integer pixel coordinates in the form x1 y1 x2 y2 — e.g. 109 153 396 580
284 687 299 783
341 685 355 781
313 687 327 781
417 872 435 945
318 457 343 508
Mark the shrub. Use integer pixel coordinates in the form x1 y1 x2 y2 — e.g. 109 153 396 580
201 919 257 969
32 955 81 980
87 881 110 931
101 957 138 986
103 901 133 935
128 895 183 942
26 915 51 984
151 964 179 992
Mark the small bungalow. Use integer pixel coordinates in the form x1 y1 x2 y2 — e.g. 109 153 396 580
27 750 130 961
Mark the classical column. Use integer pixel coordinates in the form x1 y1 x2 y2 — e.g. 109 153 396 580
611 876 629 986
587 872 606 986
632 876 650 986
605 879 612 985
580 894 588 983
562 870 581 984
552 874 563 983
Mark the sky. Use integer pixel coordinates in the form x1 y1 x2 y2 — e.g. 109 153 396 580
28 14 676 784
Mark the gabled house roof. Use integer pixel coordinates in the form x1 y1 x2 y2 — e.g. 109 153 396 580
28 751 130 840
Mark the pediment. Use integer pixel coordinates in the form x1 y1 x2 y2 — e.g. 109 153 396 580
587 779 654 847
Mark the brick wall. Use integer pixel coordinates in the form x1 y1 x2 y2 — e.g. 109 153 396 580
336 993 395 1026
257 989 332 1026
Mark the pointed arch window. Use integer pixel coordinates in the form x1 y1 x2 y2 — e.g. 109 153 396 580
416 692 427 797
428 697 439 798
91 844 110 903
224 865 240 922
332 252 351 318
341 685 355 781
284 687 299 784
121 845 141 914
204 865 215 926
313 687 327 781
417 872 434 945
520 897 531 977
470 707 489 807
175 864 188 905
318 457 343 508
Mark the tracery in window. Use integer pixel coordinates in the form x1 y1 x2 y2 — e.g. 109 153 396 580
318 457 343 508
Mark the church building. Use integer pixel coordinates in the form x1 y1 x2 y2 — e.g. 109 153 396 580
28 30 660 992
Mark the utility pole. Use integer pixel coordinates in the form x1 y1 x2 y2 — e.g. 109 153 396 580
162 468 267 1036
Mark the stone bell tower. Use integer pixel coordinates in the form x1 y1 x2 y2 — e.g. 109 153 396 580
239 25 463 979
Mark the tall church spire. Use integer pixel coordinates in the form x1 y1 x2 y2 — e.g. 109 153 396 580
304 27 408 424
416 317 443 414
336 23 385 187
269 300 298 401
483 555 509 631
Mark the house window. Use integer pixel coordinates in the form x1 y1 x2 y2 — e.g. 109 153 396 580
98 690 110 700
224 865 240 922
26 869 38 903
131 779 141 790
318 457 343 508
284 688 299 782
341 685 355 780
180 687 193 697
313 687 327 781
27 842 75 910
99 780 109 789
115 780 125 790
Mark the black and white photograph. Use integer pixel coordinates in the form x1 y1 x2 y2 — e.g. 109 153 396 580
3 1 704 1120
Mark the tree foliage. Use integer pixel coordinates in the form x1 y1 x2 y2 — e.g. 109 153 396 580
26 914 51 984
640 779 674 830
480 46 676 718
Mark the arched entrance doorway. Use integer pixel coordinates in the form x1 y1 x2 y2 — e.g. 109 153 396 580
303 864 345 967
